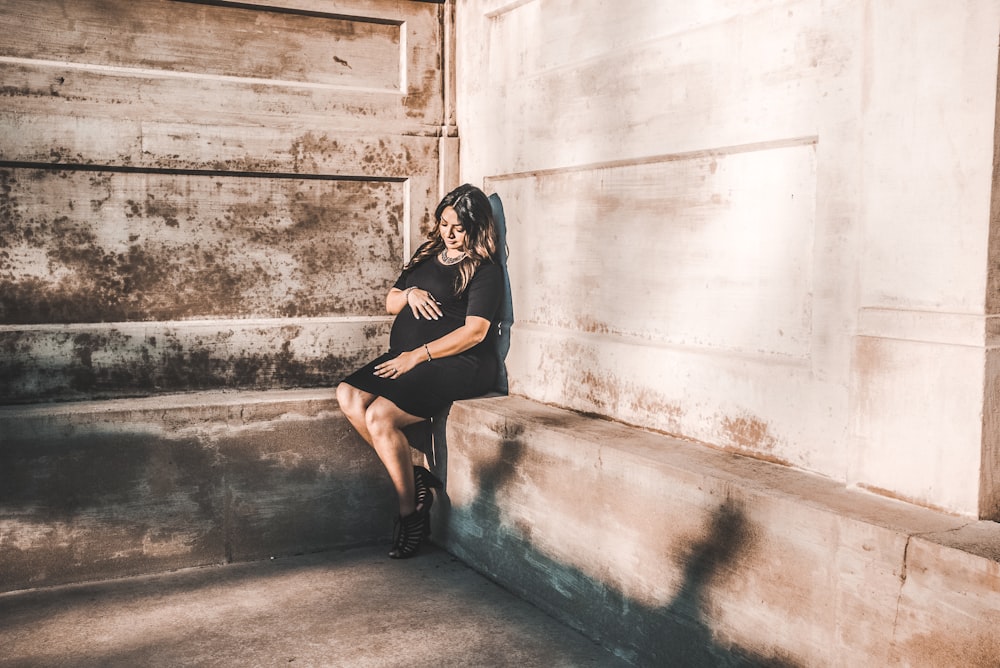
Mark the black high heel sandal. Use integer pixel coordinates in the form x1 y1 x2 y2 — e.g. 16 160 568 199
388 507 430 559
413 465 443 513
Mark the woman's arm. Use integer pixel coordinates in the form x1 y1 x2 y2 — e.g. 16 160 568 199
423 316 491 359
386 287 442 320
373 316 491 379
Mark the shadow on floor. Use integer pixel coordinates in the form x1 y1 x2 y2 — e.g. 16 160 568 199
0 544 628 668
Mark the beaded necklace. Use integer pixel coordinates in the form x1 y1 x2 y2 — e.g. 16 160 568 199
438 249 466 266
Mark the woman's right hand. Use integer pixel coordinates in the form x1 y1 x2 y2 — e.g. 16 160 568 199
406 287 442 320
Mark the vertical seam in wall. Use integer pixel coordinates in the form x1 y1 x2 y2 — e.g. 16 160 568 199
402 177 412 262
890 533 911 642
891 523 978 642
399 20 408 93
223 470 234 564
442 0 455 129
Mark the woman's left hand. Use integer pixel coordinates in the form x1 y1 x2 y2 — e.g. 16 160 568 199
373 351 420 380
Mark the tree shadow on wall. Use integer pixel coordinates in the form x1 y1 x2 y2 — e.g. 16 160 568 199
438 426 800 668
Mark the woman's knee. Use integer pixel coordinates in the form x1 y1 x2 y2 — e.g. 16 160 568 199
364 399 402 437
364 400 385 434
336 382 364 415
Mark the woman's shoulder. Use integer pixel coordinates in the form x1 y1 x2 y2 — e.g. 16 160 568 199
472 259 502 279
474 257 500 273
467 261 503 294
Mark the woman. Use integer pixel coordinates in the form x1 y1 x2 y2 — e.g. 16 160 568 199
336 184 503 559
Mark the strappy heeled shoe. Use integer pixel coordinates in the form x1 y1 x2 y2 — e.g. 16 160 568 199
413 465 443 513
388 507 430 559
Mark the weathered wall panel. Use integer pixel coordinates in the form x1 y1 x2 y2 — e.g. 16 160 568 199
0 60 440 132
0 320 391 403
1 112 441 167
1 1 404 89
0 0 441 130
0 0 447 402
1 169 404 322
467 0 818 177
495 142 816 358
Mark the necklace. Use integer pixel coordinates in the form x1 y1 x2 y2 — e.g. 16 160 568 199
438 249 466 266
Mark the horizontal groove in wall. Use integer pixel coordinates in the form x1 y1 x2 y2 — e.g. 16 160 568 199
0 160 409 183
0 56 405 95
0 387 342 418
485 0 536 19
514 321 811 367
172 0 405 26
486 135 818 182
0 316 395 334
857 307 1000 349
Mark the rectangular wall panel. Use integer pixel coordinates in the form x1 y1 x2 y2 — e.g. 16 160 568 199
0 0 442 131
1 1 404 91
0 168 404 322
0 320 391 403
463 0 818 179
492 141 817 358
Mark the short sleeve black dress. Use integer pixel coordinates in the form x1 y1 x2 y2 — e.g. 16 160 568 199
340 253 504 418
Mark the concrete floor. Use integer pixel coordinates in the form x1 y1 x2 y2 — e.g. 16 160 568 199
0 545 629 668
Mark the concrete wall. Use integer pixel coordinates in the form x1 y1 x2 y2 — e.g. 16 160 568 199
0 0 451 402
455 0 1000 518
0 390 393 593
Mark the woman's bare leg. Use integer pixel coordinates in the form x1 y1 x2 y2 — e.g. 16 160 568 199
365 397 426 516
336 382 376 446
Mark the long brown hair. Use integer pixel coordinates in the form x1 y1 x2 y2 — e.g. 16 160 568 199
404 184 497 294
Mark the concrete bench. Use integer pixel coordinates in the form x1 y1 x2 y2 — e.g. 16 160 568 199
6 389 999 666
436 396 1000 667
0 389 392 592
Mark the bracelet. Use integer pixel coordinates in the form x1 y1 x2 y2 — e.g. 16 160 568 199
423 344 433 361
404 286 416 303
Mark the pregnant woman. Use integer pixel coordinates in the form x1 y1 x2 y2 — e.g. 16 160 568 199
336 183 503 559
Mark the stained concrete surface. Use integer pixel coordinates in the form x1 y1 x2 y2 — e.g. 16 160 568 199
0 544 628 668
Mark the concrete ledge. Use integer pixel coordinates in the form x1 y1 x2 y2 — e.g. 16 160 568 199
436 396 1000 667
0 389 394 593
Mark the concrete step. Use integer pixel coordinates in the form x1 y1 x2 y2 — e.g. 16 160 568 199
435 396 1000 667
0 389 396 592
0 544 628 667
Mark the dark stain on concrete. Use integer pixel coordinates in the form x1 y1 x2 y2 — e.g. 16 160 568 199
0 324 387 403
144 192 180 228
722 414 779 453
288 132 425 177
403 65 442 120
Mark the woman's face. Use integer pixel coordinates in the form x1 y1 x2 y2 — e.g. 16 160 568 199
438 206 467 253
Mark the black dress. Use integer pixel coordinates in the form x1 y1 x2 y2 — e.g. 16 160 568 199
341 254 504 418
